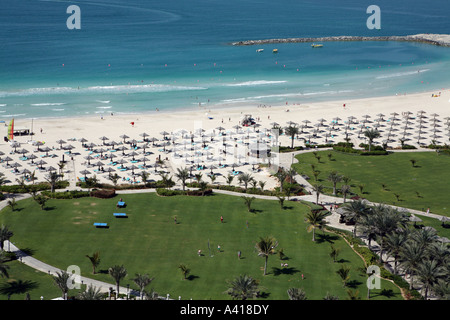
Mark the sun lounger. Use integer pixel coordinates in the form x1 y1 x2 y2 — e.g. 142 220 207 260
94 222 108 228
113 213 127 218
117 201 125 207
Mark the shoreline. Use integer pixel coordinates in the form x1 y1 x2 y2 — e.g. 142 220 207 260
1 88 449 189
6 85 450 123
230 33 450 47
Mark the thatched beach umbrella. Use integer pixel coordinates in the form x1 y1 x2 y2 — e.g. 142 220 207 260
79 169 91 179
409 214 422 226
56 139 66 149
99 136 109 145
120 134 129 143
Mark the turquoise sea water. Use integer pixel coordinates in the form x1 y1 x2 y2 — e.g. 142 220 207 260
0 0 449 119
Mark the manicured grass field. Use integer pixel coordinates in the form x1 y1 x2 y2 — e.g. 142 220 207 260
293 151 450 216
1 193 402 300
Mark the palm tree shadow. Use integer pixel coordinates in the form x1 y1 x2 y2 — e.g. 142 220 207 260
17 248 36 258
316 234 339 244
346 279 362 289
370 288 398 299
0 280 39 297
272 267 300 276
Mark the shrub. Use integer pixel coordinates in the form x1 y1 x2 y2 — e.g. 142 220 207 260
156 189 186 196
41 190 90 199
90 189 116 199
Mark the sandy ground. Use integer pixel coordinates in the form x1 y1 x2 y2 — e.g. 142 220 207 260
1 89 449 189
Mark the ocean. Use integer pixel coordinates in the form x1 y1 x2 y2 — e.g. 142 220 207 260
0 0 449 120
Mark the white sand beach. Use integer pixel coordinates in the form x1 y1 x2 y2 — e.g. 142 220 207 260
1 89 449 189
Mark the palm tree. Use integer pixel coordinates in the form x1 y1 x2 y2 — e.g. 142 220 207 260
194 173 203 184
275 168 288 193
159 172 174 189
371 206 409 263
108 265 127 299
399 241 425 290
312 183 324 204
410 228 438 251
45 171 60 193
329 245 340 263
198 181 208 196
108 173 120 187
258 180 266 191
85 251 101 274
323 292 339 300
34 194 48 210
140 170 150 186
225 274 260 300
336 265 351 287
285 124 300 149
384 231 409 275
209 174 217 185
0 172 7 186
238 173 253 191
57 161 66 179
144 288 160 300
226 174 234 186
433 279 450 300
0 225 13 251
339 199 370 232
53 271 71 299
327 171 342 195
178 264 190 280
242 196 256 212
364 128 381 152
133 273 154 300
276 196 285 209
85 175 99 193
304 210 327 241
77 285 104 300
415 259 446 300
175 167 189 191
287 287 307 300
340 185 351 203
255 236 278 276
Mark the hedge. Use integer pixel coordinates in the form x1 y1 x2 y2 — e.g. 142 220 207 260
0 181 70 193
90 189 116 199
156 188 213 197
41 190 90 199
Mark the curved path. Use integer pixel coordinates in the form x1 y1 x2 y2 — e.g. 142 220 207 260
1 149 447 299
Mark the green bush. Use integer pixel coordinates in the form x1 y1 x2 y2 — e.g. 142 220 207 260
91 189 116 199
41 190 90 199
156 188 186 196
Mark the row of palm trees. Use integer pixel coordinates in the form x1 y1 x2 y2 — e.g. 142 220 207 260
52 261 157 300
339 199 450 299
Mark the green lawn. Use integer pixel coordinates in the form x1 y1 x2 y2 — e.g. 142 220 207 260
293 151 450 216
1 193 402 300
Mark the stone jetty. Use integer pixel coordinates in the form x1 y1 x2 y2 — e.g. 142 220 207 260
230 34 450 47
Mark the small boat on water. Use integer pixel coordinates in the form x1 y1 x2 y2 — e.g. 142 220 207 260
256 49 264 53
273 49 278 53
311 43 323 48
